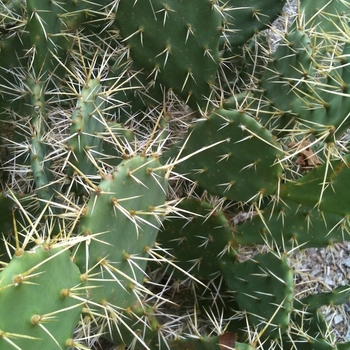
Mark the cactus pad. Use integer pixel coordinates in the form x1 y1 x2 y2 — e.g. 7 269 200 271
235 198 350 248
166 109 283 202
116 0 221 111
221 252 294 339
74 155 168 345
159 198 236 279
0 246 82 350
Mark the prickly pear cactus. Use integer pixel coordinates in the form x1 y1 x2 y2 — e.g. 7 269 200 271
222 252 295 339
74 155 168 347
158 198 237 279
165 108 284 201
0 246 82 350
115 0 222 111
0 0 350 349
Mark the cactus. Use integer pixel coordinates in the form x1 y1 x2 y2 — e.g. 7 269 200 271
168 332 249 350
115 0 222 112
280 154 350 216
285 286 350 349
165 108 284 202
0 0 350 349
74 155 168 347
0 245 82 350
235 198 350 248
221 252 295 339
158 198 237 279
67 77 107 194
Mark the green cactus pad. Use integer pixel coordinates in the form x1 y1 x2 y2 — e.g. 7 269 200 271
168 333 252 350
221 252 294 339
67 78 106 192
0 245 82 350
106 57 165 120
165 109 283 202
280 154 350 217
254 10 350 140
254 28 317 135
0 192 34 263
221 0 285 51
116 0 221 111
57 1 110 32
74 155 168 343
158 198 236 279
338 342 350 350
0 0 25 28
110 302 175 349
291 41 350 140
27 78 56 208
100 122 134 167
24 1 111 77
25 0 73 77
299 285 350 312
287 308 335 350
301 0 350 54
0 192 20 234
0 33 31 118
235 198 350 248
